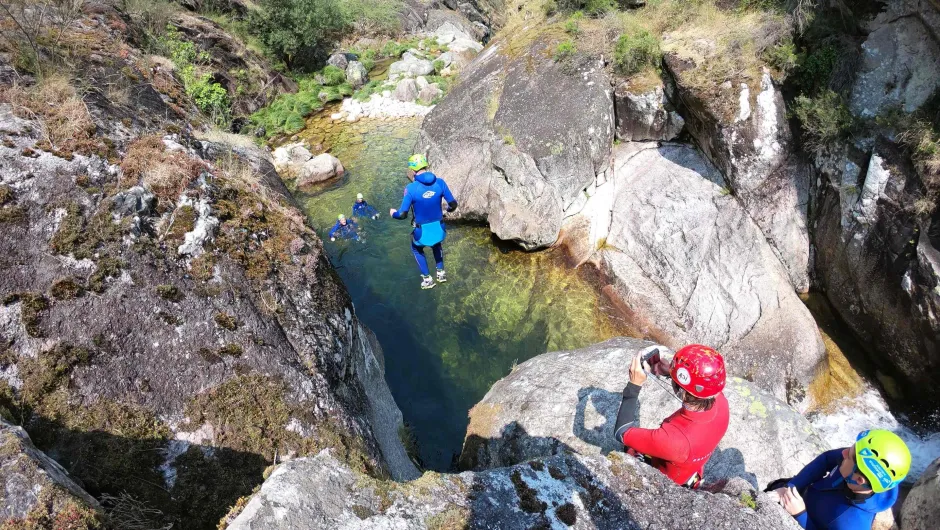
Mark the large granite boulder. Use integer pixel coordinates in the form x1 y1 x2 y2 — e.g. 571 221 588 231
614 80 684 142
1 419 103 526
813 138 940 403
664 54 810 290
901 456 940 530
460 338 829 489
229 449 801 529
417 35 614 249
850 0 940 117
562 143 824 399
297 153 346 190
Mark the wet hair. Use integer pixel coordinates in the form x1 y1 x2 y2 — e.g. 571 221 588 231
673 381 716 411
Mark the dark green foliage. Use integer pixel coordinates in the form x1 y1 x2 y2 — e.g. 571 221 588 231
249 0 347 71
793 44 839 94
554 40 577 62
19 293 48 338
353 79 384 101
614 30 662 76
322 64 346 86
546 0 616 16
793 90 854 154
87 257 122 293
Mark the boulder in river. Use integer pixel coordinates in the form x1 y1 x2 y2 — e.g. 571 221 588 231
272 141 314 176
1 419 103 525
327 52 349 71
561 143 825 399
417 34 614 249
345 60 368 89
901 456 940 530
389 54 435 80
297 153 345 190
460 337 829 489
393 78 420 103
228 449 801 529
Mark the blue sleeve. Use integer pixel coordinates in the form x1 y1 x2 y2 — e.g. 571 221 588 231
440 180 455 204
794 511 813 530
788 450 843 491
393 188 413 219
366 204 378 215
352 203 363 216
328 221 340 238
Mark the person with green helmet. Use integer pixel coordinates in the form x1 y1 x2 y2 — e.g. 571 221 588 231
390 154 458 289
328 213 360 242
767 429 911 529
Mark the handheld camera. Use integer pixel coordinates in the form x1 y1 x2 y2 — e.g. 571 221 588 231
641 347 661 373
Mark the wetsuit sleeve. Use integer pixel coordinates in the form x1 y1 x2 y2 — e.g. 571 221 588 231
793 511 812 530
614 383 641 443
787 449 843 491
393 189 413 220
621 421 688 463
441 180 457 212
328 221 340 239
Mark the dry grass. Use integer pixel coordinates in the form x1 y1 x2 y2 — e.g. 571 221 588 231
0 75 100 155
121 135 205 202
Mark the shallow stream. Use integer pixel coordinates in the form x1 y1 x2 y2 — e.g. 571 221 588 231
292 110 939 479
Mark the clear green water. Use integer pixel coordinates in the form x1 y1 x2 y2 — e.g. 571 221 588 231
295 118 631 470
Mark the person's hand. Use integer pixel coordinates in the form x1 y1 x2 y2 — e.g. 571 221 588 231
330 237 335 241
373 214 379 219
629 352 647 386
779 486 805 516
389 208 397 217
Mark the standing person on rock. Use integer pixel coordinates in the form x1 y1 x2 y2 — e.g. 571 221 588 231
767 429 911 530
389 154 457 290
613 344 730 488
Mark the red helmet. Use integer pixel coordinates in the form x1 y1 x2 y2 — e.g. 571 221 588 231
670 344 726 398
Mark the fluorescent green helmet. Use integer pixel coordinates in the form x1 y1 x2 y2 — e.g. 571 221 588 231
338 214 345 220
855 429 911 493
408 154 428 171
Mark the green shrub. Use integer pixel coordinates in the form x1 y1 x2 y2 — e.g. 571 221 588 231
339 0 404 36
554 40 577 62
322 65 346 86
432 59 445 74
614 30 662 76
564 11 583 35
249 0 347 71
250 89 324 137
794 45 838 94
793 90 854 154
380 39 418 59
550 0 615 16
353 79 384 101
764 38 798 80
189 73 231 120
160 25 230 124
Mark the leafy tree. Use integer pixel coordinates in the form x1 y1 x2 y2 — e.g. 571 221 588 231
250 0 346 71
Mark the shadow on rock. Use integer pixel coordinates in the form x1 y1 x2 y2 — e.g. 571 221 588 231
573 386 623 456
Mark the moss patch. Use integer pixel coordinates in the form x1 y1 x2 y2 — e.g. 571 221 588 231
0 486 104 530
426 506 470 530
156 284 183 302
510 469 546 514
217 344 243 357
87 257 122 294
49 277 84 300
556 502 577 526
214 312 238 331
19 293 48 338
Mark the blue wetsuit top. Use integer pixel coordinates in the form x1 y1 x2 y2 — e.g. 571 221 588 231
352 200 378 218
391 171 457 225
328 218 360 240
787 449 897 530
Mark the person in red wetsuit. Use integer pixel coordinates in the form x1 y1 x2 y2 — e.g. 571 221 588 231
613 344 730 488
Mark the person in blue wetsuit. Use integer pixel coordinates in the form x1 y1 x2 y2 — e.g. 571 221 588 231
389 154 457 290
353 193 379 219
767 429 911 530
328 214 360 242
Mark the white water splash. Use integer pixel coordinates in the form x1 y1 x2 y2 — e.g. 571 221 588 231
809 388 940 482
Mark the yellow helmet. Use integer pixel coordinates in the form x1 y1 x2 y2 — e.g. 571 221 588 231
408 154 428 171
855 429 911 493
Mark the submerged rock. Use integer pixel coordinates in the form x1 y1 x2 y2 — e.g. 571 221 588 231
460 338 828 488
0 419 103 525
562 143 824 398
229 449 801 529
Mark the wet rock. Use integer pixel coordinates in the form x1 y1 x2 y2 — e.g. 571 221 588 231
901 456 940 530
417 36 614 249
393 78 419 102
112 186 156 217
229 449 801 529
614 81 684 141
345 60 368 89
1 419 103 523
327 52 349 71
850 9 940 117
814 138 940 402
563 143 824 398
419 84 444 104
297 153 345 190
663 60 809 290
272 142 314 176
461 337 828 488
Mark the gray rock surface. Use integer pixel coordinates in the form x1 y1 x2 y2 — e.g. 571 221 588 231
272 142 314 176
394 78 420 102
460 338 829 489
813 138 940 402
664 61 810 290
327 52 349 71
229 449 801 530
850 8 940 117
901 456 940 530
297 153 345 189
389 55 435 80
345 61 368 89
563 143 824 398
417 37 614 249
1 419 102 523
614 81 684 141
418 83 443 104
